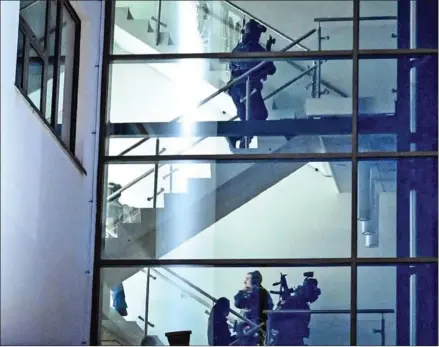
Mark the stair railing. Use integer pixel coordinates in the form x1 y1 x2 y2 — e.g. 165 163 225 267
160 267 258 329
107 64 315 202
106 28 316 202
108 65 315 202
115 27 316 157
222 0 348 98
265 308 395 346
147 268 235 329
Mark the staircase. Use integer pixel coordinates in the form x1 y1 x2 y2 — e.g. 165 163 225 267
102 2 400 345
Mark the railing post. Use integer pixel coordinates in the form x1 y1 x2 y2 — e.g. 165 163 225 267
381 314 386 346
245 76 251 148
155 0 163 46
144 268 151 334
152 139 160 208
169 164 174 193
316 24 322 98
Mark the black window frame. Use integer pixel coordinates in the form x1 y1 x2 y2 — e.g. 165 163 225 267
15 0 81 156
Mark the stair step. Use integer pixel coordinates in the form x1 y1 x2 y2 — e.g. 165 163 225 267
114 7 131 22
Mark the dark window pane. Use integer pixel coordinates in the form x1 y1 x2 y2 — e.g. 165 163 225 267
101 266 350 345
27 47 43 111
15 31 24 88
19 0 47 42
358 56 438 153
357 158 438 258
358 264 438 346
360 0 438 49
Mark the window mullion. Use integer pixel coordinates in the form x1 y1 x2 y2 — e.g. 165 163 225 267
50 1 63 129
22 33 30 94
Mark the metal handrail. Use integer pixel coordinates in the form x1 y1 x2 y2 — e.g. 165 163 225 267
314 16 397 23
223 0 348 98
264 309 395 314
106 30 316 202
149 269 235 328
106 64 313 202
162 268 258 329
115 28 316 158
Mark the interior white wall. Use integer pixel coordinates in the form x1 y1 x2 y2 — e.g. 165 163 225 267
118 165 397 345
0 1 103 345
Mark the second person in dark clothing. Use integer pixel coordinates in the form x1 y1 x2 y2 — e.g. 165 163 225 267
207 297 236 346
234 271 274 345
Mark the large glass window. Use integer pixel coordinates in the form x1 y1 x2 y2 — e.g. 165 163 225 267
16 0 81 153
93 0 438 345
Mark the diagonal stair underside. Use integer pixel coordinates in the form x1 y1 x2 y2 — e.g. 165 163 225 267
104 136 323 287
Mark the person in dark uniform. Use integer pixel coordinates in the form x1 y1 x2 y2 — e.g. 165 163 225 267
207 297 236 346
271 275 321 346
234 271 274 345
228 19 277 149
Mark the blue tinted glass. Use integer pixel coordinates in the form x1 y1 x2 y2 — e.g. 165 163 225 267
358 264 438 346
357 158 438 258
360 0 438 49
358 56 438 152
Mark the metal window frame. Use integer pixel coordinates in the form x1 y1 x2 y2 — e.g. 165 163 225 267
90 0 438 345
16 0 82 156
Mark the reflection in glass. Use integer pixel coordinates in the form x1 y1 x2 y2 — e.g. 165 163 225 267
19 0 47 41
112 0 353 54
359 0 438 49
358 264 438 346
100 266 351 345
57 5 76 145
357 158 438 258
102 160 352 260
358 56 438 152
27 47 43 110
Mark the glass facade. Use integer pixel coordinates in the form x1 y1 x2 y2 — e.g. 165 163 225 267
92 1 438 345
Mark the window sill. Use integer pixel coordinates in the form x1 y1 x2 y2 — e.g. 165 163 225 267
14 86 87 176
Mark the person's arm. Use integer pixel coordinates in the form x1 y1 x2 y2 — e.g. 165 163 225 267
234 289 251 308
259 44 276 76
265 289 274 310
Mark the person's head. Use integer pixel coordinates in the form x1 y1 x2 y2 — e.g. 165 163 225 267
244 270 263 288
295 278 321 303
213 297 230 318
140 335 157 346
242 19 266 44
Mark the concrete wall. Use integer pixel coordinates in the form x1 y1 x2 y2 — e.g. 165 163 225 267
118 165 397 345
0 1 103 344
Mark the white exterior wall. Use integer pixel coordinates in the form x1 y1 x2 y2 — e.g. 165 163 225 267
0 1 103 345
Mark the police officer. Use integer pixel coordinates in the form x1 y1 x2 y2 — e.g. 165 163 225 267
271 276 321 346
228 19 277 149
234 271 274 345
